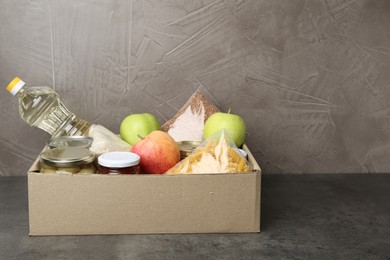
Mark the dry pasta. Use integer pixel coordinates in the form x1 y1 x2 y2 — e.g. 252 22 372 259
166 135 251 174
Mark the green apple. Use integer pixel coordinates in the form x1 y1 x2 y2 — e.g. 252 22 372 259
120 113 161 145
203 110 247 147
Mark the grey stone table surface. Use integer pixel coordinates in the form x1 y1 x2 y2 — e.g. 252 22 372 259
1 174 389 260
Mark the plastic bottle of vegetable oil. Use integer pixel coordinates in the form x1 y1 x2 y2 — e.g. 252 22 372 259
6 77 91 137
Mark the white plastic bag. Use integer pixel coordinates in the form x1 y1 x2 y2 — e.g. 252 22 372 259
88 124 131 155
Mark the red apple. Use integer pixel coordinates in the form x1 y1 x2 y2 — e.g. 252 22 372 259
130 130 180 174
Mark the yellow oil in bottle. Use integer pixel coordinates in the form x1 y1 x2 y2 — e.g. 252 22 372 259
8 78 91 137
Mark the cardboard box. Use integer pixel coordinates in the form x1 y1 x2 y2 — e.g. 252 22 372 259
28 144 261 236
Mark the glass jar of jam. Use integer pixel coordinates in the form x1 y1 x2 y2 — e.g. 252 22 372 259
98 152 140 175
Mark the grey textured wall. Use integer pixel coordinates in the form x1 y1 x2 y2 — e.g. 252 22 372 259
1 0 390 176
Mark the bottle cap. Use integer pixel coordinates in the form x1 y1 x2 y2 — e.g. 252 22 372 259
6 77 26 96
98 152 140 168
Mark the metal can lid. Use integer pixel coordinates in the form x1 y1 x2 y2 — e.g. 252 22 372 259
40 147 96 167
98 152 140 168
47 136 93 149
177 141 201 158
